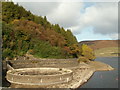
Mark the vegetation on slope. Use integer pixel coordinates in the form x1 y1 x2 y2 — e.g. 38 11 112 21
79 40 119 57
79 40 119 50
95 47 120 57
2 2 95 61
78 44 96 62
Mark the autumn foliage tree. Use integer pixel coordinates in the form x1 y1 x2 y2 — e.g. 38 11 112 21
69 44 82 58
81 44 96 60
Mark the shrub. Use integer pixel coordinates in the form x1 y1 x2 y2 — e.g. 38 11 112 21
81 44 96 61
77 56 89 63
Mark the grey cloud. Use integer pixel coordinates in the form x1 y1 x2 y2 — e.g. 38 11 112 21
16 2 60 16
75 2 118 36
47 2 83 28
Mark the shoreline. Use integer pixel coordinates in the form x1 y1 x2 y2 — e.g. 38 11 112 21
95 56 119 58
78 71 95 88
71 61 114 89
70 68 95 89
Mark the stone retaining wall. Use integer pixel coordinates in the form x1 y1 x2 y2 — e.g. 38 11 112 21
9 58 79 69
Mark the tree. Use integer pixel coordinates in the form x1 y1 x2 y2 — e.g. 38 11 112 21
44 16 47 21
53 24 61 33
81 44 96 60
69 44 82 58
65 29 78 46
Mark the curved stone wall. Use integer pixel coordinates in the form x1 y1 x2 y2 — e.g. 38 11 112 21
9 58 79 69
6 68 73 86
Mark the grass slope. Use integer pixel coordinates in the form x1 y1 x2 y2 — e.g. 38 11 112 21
95 47 120 57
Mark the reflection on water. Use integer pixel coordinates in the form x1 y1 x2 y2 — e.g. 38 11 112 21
116 77 118 81
100 75 103 79
81 57 118 88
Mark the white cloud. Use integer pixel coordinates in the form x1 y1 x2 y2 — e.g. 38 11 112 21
79 2 118 35
110 33 119 40
47 2 83 28
12 0 119 2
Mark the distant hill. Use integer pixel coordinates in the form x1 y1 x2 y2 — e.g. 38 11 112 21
79 40 119 50
79 40 120 57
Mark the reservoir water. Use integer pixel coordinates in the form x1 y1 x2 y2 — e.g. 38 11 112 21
81 57 118 88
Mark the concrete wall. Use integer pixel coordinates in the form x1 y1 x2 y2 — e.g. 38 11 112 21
9 58 79 69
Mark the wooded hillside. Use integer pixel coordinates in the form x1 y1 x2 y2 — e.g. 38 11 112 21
2 2 81 59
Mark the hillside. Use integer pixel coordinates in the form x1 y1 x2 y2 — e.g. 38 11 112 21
79 40 119 50
2 2 80 59
79 40 119 57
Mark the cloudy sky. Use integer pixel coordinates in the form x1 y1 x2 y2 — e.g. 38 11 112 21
12 0 118 42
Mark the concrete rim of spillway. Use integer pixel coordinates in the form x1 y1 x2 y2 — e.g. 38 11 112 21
6 68 73 85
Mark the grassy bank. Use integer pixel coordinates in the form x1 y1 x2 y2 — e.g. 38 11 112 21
95 47 120 57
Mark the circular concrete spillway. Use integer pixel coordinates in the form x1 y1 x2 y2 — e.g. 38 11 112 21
6 68 73 87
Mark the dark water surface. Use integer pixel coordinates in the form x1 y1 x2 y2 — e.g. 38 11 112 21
81 57 118 88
